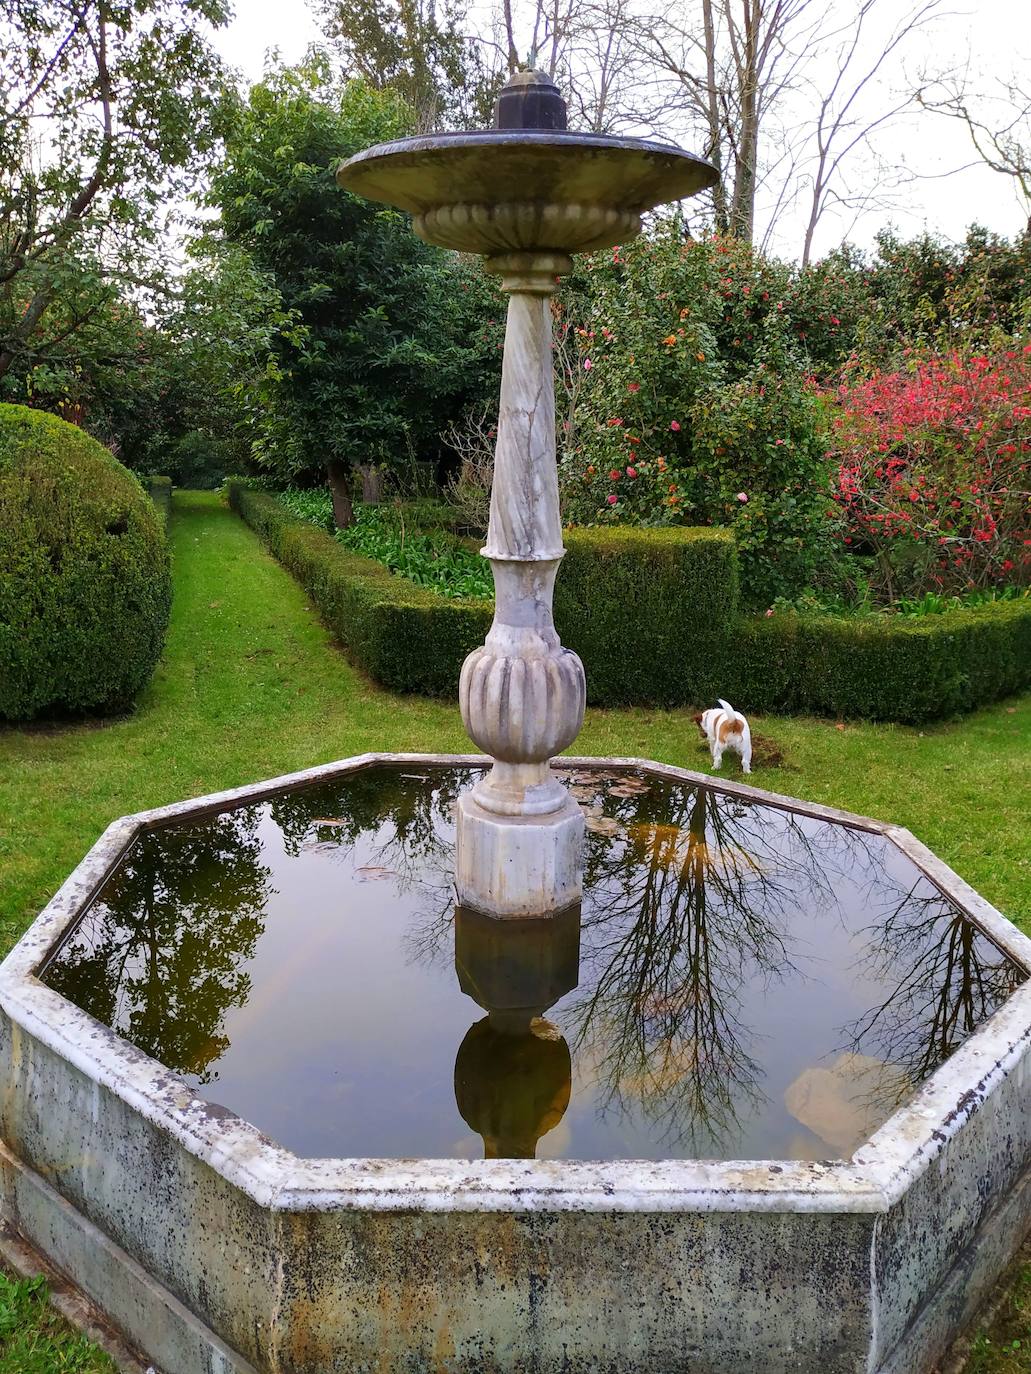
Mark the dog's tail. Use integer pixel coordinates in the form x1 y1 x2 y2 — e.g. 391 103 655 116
717 698 740 720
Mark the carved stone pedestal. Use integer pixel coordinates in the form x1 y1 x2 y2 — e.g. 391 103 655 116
455 252 586 918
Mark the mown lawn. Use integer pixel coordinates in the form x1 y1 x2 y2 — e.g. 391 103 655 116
0 1273 114 1373
0 488 1028 1368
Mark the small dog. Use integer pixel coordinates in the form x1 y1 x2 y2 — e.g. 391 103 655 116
694 698 752 774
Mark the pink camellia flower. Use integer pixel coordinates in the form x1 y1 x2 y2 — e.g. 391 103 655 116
765 608 775 618
670 420 681 431
736 491 749 502
628 381 641 392
774 438 784 446
584 358 592 371
606 493 618 505
609 469 621 480
626 466 638 478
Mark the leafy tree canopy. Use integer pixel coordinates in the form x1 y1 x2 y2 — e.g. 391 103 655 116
0 0 234 383
209 60 503 517
313 0 502 130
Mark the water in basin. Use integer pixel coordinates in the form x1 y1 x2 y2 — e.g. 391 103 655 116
41 764 1026 1163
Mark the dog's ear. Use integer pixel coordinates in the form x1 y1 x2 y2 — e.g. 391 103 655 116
692 712 703 727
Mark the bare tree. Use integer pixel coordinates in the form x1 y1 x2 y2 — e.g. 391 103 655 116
634 0 821 239
796 0 944 266
918 74 1031 226
604 0 944 253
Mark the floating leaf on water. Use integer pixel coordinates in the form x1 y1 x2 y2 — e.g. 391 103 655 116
312 817 347 827
567 785 597 802
584 815 623 838
607 775 651 796
354 866 396 881
564 770 605 784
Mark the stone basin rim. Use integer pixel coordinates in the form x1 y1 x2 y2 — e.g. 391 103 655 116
3 751 1029 1217
336 132 719 213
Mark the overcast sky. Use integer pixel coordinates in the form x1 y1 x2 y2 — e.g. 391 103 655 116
209 0 1031 262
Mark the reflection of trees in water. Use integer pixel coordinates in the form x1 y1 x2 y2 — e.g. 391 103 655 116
839 884 1025 1102
269 767 473 969
44 810 272 1082
568 780 825 1152
402 766 999 1156
51 765 1022 1157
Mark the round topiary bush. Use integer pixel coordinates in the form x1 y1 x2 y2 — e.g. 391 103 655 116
0 403 172 721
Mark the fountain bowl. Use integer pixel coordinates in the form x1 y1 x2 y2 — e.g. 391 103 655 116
337 131 718 253
0 752 1029 1373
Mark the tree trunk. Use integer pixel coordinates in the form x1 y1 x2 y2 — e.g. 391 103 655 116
359 463 385 504
701 0 729 234
326 458 354 530
730 0 759 243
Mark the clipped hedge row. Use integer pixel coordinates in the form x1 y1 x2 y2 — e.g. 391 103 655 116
555 525 738 706
230 483 1031 720
230 484 491 695
730 603 1031 723
230 484 738 703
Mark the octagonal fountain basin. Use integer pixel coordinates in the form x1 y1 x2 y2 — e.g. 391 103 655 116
1 756 1029 1374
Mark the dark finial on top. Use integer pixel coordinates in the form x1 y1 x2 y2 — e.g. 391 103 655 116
493 69 568 132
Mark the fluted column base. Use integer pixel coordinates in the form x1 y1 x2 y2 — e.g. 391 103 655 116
456 789 584 920
455 251 584 919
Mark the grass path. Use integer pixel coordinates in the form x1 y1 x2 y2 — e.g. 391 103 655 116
0 488 1029 1369
2 489 1028 955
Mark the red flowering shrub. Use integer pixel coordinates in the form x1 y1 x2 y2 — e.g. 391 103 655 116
831 349 1031 599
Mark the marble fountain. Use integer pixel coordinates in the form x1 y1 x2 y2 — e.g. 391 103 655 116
0 69 1028 1374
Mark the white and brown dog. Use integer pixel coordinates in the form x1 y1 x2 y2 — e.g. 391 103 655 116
694 698 752 774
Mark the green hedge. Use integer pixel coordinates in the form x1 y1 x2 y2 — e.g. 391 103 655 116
230 483 1031 721
556 525 738 706
0 404 171 722
731 603 1031 723
230 484 490 695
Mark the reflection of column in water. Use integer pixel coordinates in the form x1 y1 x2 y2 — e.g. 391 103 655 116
452 903 580 1158
455 1018 571 1159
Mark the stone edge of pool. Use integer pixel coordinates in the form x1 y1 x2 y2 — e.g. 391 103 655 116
0 752 1028 1374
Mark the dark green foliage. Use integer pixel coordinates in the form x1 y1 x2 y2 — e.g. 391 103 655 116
229 484 490 694
338 506 493 598
280 488 492 596
147 474 173 529
211 68 503 491
0 405 171 721
554 526 739 705
233 482 1031 721
732 604 1031 723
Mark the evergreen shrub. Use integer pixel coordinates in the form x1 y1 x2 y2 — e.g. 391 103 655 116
230 483 1031 720
555 526 738 705
0 404 171 721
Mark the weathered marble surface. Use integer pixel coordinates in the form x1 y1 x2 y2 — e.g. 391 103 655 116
0 753 1029 1373
456 257 586 915
336 92 720 920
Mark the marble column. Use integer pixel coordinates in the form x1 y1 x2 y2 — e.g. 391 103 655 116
455 251 586 918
